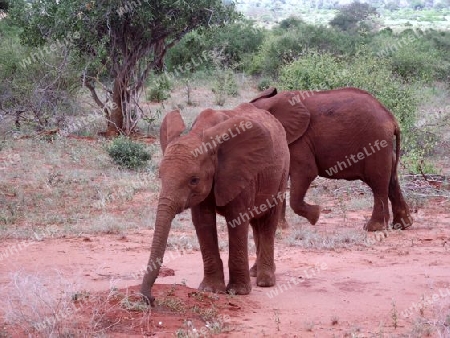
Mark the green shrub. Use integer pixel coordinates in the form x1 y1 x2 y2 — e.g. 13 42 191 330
107 137 151 170
146 74 172 102
248 23 364 77
278 16 305 30
277 50 430 173
212 68 238 105
165 20 265 72
257 78 272 91
329 1 377 33
370 28 450 83
0 20 79 132
278 50 418 131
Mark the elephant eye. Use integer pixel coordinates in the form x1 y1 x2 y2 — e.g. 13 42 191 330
189 177 200 186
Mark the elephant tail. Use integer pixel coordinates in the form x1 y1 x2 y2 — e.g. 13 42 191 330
394 123 401 172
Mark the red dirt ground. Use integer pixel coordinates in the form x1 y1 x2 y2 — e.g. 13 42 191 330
1 192 449 337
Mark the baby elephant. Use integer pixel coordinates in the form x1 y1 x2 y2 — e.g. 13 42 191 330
251 87 413 232
141 103 290 305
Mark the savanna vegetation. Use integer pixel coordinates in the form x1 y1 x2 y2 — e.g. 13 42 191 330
1 1 449 337
1 0 449 173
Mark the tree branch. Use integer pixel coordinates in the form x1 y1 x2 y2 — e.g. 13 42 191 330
83 78 106 110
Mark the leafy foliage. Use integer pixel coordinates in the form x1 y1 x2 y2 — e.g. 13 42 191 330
0 21 79 132
278 51 418 131
249 21 365 76
0 0 8 12
276 49 445 173
166 20 264 72
146 74 172 103
8 0 238 134
212 68 239 106
107 137 151 170
257 78 272 91
369 28 450 83
330 1 378 32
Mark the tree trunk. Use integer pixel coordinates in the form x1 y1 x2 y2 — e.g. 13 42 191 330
141 197 177 304
106 76 128 136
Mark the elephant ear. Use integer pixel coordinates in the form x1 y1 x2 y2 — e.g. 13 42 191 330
160 110 186 154
250 91 310 144
249 87 278 103
191 109 231 131
202 117 274 206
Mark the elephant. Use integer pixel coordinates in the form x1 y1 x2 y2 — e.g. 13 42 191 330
140 103 290 305
250 87 413 232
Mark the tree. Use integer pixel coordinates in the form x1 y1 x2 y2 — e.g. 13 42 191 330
329 1 377 32
385 0 400 11
0 0 8 12
407 0 426 9
9 0 237 135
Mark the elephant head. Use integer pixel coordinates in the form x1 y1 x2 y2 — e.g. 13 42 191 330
141 104 277 305
250 87 311 144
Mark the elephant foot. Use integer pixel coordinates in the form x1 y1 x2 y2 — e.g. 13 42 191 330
140 290 156 307
364 219 387 232
198 279 226 294
256 270 276 287
306 205 321 225
226 282 252 295
392 214 413 230
249 262 257 277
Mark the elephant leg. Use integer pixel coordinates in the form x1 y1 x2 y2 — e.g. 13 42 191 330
364 180 390 232
249 224 259 277
250 213 277 288
289 150 320 225
226 214 251 295
191 199 226 293
278 198 289 229
388 158 413 230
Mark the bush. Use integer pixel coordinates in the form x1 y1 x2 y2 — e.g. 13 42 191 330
329 1 378 33
0 20 80 132
370 29 450 83
278 50 418 131
212 68 238 106
146 74 172 102
277 50 432 173
165 20 265 72
248 22 365 77
257 78 272 91
107 137 151 170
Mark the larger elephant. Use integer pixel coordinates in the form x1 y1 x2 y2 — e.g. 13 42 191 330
141 103 290 305
250 87 413 232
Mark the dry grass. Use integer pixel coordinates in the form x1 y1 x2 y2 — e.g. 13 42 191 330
1 271 155 337
0 137 160 239
0 74 260 241
407 298 450 338
0 76 449 337
284 225 369 250
3 270 86 337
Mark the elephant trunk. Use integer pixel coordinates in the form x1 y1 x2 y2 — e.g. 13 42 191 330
141 196 178 305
